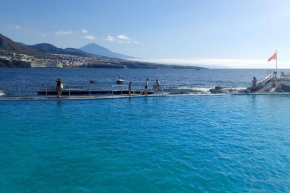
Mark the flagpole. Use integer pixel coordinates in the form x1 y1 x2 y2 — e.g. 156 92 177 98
276 49 277 73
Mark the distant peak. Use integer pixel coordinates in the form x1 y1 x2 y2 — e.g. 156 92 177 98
85 43 102 47
80 43 110 51
79 42 135 59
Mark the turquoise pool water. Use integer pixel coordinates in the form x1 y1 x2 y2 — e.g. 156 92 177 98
0 95 290 192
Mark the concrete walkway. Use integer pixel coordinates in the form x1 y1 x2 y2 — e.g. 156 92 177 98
0 94 161 101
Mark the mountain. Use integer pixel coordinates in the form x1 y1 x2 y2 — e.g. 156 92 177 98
0 33 48 57
29 43 96 57
17 42 28 46
80 43 135 59
0 33 204 69
0 35 134 59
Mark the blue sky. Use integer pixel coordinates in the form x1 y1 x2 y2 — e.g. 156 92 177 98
1 0 290 68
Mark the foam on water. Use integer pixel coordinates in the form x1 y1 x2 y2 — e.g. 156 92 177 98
163 86 247 94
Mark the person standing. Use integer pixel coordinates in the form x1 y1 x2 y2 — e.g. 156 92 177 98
128 82 132 96
56 78 63 98
156 79 161 88
145 78 149 96
252 77 257 88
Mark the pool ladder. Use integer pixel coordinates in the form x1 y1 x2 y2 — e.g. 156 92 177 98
230 85 236 93
154 86 164 96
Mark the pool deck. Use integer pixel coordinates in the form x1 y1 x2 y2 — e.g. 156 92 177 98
0 94 163 101
2 92 290 100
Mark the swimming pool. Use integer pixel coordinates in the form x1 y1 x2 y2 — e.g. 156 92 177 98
0 95 289 192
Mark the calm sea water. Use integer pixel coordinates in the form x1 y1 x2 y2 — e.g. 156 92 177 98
1 95 290 192
1 68 289 96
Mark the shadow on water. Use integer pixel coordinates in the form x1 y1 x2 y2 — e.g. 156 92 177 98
56 100 64 106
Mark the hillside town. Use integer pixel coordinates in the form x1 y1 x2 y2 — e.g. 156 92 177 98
0 50 126 68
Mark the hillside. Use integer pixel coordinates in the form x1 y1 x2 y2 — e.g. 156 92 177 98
0 33 50 58
17 42 28 46
29 43 97 58
80 43 135 59
0 34 46 57
0 33 29 53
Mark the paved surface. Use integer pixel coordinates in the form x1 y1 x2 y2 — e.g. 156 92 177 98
0 94 162 101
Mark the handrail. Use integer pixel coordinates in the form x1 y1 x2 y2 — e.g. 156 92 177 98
257 74 272 86
153 85 164 96
0 84 198 97
0 83 252 97
247 74 272 89
230 85 236 93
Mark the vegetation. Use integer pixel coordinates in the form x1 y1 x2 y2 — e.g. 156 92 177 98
29 43 98 58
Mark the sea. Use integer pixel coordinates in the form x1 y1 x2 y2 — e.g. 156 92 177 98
0 68 289 97
1 68 290 192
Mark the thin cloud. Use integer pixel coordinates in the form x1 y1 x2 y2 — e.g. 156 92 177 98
119 39 138 44
104 34 138 44
117 35 130 40
105 35 116 42
7 25 32 32
40 33 46 37
117 39 138 44
81 29 88 34
55 30 72 35
14 25 20 30
83 35 96 40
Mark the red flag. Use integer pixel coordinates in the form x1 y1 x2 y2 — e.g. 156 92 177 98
268 52 277 62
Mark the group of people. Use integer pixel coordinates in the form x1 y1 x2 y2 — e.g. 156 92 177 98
128 79 161 96
55 78 161 97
